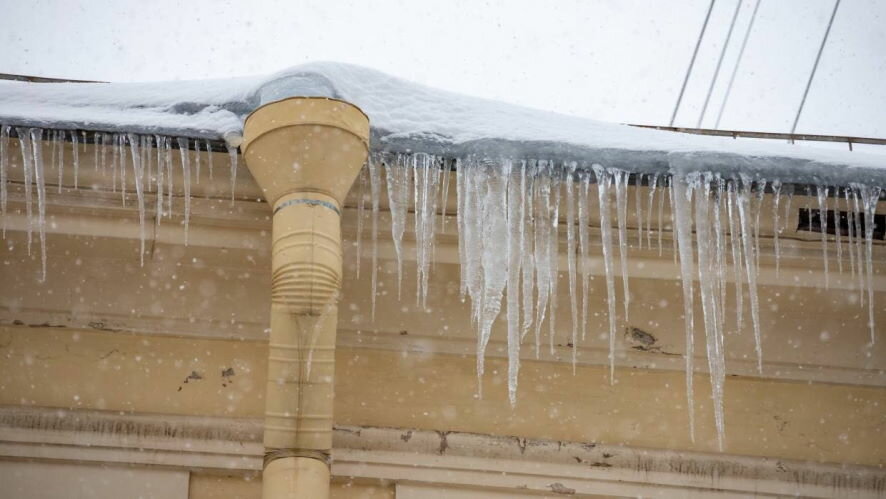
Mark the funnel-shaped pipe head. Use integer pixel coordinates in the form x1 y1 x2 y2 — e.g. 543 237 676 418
242 97 370 207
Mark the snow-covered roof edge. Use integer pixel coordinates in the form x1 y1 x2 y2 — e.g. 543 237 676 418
1 61 884 185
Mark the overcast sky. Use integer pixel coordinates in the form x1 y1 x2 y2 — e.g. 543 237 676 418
1 0 884 142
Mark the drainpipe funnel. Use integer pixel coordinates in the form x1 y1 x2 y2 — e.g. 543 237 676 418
242 97 369 499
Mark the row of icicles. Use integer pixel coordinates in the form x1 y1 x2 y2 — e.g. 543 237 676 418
1 127 882 450
0 125 240 279
353 154 881 451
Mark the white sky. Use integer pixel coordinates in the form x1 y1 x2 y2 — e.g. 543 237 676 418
1 0 884 142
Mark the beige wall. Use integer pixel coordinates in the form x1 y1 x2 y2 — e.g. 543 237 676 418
1 325 883 466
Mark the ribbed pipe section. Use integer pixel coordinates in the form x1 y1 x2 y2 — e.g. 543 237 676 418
264 192 342 451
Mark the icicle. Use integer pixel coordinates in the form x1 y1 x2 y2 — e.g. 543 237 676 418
101 133 110 176
669 176 678 262
853 188 866 304
835 188 843 274
657 173 666 255
771 180 782 276
127 134 146 265
533 162 552 357
71 131 79 189
53 131 63 193
164 137 173 215
413 154 440 308
31 129 47 282
592 165 617 383
693 173 726 451
355 165 367 278
752 179 766 272
385 155 411 298
612 168 630 321
671 174 696 442
476 159 509 397
817 185 829 288
118 134 126 205
177 138 192 245
577 170 591 342
737 174 763 373
856 183 881 345
17 129 47 281
547 167 561 355
205 140 214 180
154 136 165 224
520 162 536 342
713 176 728 336
1 125 9 237
635 173 643 249
565 163 578 370
194 138 201 185
16 128 34 253
726 182 744 333
456 159 468 301
845 188 857 282
647 173 659 249
227 144 238 203
506 162 525 405
93 132 100 173
142 135 152 194
368 157 381 320
440 161 452 231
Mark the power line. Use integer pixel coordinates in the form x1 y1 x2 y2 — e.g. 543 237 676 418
715 0 761 129
669 0 717 126
697 0 743 128
790 0 841 135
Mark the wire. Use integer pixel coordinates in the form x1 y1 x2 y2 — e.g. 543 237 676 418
697 0 744 128
790 0 841 135
669 0 717 126
715 0 762 129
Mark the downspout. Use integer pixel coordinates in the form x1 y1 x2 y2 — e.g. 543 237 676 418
242 97 370 499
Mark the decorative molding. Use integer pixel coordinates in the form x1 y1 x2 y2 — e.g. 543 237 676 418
0 406 882 498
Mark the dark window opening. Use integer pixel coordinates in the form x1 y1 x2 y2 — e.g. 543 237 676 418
797 208 885 240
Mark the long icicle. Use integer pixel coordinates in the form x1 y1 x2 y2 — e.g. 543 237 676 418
29 128 48 282
16 127 34 253
565 163 578 370
726 181 744 333
533 162 552 357
737 174 763 373
177 137 192 245
694 173 726 451
476 159 509 398
355 165 367 278
853 188 866 305
593 165 618 383
845 188 857 283
612 168 631 322
127 134 146 265
817 185 829 288
578 170 591 342
672 174 696 443
548 167 561 355
647 173 659 249
521 162 536 342
368 157 381 320
771 180 782 276
856 183 881 345
0 125 8 237
506 161 526 405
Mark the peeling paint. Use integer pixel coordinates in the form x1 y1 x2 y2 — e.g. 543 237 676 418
549 482 576 495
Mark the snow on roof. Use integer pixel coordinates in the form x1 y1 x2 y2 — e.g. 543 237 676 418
1 61 884 185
